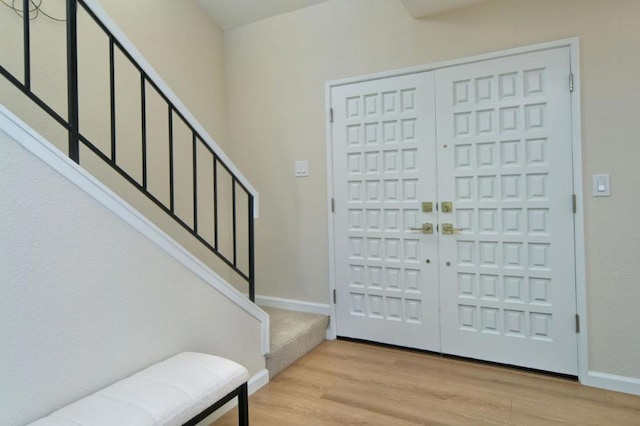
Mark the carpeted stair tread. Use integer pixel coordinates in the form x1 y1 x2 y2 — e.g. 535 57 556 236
261 306 329 378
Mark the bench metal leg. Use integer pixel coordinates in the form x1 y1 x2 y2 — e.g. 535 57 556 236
238 383 249 426
183 383 249 426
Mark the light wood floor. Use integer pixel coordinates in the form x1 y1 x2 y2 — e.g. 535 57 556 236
214 340 640 425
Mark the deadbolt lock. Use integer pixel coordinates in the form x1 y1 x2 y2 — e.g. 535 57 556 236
441 223 461 235
422 202 433 213
441 202 453 213
409 222 434 234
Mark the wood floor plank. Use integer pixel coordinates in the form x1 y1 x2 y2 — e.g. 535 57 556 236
213 340 640 426
306 349 513 423
216 384 421 426
322 376 512 425
266 363 340 399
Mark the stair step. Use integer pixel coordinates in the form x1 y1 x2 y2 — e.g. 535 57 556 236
261 306 329 378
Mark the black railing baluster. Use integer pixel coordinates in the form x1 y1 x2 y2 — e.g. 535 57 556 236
141 75 147 189
213 155 219 250
22 0 30 89
66 0 79 163
168 106 174 213
109 37 116 162
232 178 237 267
1 0 256 301
248 193 255 302
192 134 198 233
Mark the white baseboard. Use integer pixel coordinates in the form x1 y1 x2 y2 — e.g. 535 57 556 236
583 371 640 396
248 368 270 394
255 295 331 315
196 369 269 425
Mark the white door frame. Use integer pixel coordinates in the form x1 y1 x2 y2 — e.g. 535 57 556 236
325 37 588 383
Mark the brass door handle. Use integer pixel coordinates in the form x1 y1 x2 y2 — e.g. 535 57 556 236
441 223 461 235
409 223 433 234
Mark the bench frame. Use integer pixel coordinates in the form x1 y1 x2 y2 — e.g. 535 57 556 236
183 383 249 426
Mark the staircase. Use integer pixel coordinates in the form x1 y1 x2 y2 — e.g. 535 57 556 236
0 0 257 301
0 4 330 422
0 2 269 423
263 307 329 378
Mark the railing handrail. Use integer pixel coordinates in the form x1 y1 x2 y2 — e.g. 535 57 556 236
0 0 257 301
81 0 259 217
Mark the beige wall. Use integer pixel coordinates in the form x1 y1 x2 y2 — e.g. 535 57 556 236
224 0 640 378
0 0 227 148
98 0 228 145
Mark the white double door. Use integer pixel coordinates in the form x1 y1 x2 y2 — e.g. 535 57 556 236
331 47 578 374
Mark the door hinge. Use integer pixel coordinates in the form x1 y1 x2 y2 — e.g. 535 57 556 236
572 194 577 213
569 72 574 92
329 108 334 123
575 314 580 333
333 289 337 304
331 197 335 213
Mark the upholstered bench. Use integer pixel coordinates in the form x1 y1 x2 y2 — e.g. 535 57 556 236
28 352 250 426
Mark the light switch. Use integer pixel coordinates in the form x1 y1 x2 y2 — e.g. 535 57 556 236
295 160 309 177
592 174 610 197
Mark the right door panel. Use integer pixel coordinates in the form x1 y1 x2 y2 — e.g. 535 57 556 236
435 48 578 374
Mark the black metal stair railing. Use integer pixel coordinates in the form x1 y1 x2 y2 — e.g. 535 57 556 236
0 0 256 301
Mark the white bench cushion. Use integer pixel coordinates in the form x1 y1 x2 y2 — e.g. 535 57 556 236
29 352 249 426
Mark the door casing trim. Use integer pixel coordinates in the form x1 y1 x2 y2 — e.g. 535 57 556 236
325 37 588 384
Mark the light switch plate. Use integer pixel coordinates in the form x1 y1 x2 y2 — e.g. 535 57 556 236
592 174 610 196
295 160 309 177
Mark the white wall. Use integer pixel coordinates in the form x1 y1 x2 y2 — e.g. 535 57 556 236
0 127 264 425
223 0 640 380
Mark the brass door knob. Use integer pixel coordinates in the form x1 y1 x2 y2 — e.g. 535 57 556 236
409 223 434 234
441 223 461 235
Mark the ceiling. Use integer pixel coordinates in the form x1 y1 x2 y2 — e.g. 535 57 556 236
195 0 329 30
196 0 488 30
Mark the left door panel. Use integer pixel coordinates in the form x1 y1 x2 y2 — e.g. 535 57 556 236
331 72 440 351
